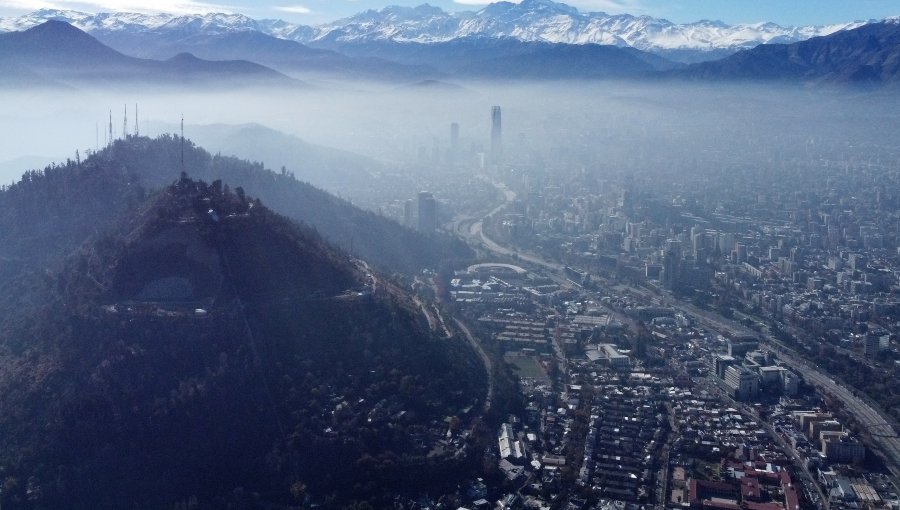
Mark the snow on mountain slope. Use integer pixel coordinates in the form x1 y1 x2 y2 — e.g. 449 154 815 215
302 0 868 52
0 8 262 35
0 1 873 59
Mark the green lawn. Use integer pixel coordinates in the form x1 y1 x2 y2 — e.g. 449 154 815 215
504 354 549 381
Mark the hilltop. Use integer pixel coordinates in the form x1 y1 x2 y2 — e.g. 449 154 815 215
0 135 472 281
0 172 487 508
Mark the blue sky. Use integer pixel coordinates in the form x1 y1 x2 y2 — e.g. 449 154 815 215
0 0 897 26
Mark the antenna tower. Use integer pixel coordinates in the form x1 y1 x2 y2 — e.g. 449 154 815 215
123 104 128 139
180 113 185 170
108 110 113 147
135 104 139 137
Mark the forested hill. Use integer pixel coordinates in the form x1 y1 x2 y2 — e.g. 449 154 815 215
0 175 487 509
0 153 147 285
104 135 474 274
0 135 472 281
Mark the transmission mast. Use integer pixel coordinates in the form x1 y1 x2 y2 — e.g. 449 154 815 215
134 103 139 137
123 104 128 139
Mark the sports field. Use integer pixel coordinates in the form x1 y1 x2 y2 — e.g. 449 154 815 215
504 354 549 381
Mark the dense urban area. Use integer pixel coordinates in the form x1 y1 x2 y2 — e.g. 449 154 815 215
5 3 900 509
376 105 900 510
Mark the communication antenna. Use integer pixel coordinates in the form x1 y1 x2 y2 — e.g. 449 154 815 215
180 113 184 170
135 103 139 137
123 104 128 139
108 109 113 147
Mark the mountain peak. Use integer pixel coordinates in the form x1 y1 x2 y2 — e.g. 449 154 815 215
0 23 297 87
157 12 260 33
168 51 202 62
29 8 91 19
361 3 447 21
517 0 580 15
25 18 82 34
0 4 875 63
7 20 121 59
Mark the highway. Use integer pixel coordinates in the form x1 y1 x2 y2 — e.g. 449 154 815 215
674 297 900 481
664 297 900 484
453 318 494 413
772 346 900 480
455 179 564 271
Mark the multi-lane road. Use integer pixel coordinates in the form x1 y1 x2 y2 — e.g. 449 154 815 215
674 298 900 481
772 346 900 478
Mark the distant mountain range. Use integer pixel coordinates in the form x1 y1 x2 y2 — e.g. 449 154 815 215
0 0 872 64
2 5 900 87
0 20 299 88
0 17 672 82
675 20 900 86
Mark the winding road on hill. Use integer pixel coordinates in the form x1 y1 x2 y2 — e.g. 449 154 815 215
453 318 494 413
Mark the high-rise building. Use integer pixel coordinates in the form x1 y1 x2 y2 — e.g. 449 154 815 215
417 191 437 234
661 239 682 290
448 122 460 167
490 106 502 165
724 366 759 400
734 242 747 263
450 122 460 153
864 333 881 358
403 199 414 228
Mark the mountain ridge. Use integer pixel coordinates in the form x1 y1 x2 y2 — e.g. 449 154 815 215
0 134 472 277
674 21 900 86
0 2 874 63
0 20 301 88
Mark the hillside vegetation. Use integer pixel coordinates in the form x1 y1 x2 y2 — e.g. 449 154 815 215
0 149 486 509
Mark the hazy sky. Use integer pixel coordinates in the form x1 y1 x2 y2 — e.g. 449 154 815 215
0 0 896 26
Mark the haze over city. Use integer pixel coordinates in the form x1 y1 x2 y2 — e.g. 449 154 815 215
0 1 899 509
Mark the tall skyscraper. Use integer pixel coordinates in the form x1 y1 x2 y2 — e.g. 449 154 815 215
491 106 502 165
417 191 437 234
403 199 415 228
450 122 460 153
662 239 682 290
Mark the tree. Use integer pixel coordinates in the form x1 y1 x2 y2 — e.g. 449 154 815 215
290 481 307 504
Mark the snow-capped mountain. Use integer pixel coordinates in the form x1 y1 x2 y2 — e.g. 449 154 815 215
0 0 874 63
305 0 868 58
0 8 264 35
